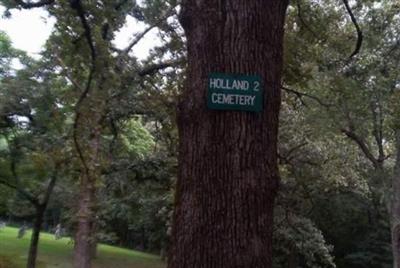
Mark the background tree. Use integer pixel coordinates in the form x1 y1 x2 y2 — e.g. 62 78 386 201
281 0 399 266
1 0 182 267
1 1 400 268
0 40 70 268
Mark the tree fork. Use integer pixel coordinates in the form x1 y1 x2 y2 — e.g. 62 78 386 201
168 1 289 267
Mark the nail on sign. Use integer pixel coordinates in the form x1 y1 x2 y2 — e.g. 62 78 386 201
207 73 263 112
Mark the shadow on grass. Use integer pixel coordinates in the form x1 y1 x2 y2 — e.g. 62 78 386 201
0 255 14 268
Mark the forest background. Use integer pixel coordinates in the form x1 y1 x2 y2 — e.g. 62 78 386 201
0 0 399 267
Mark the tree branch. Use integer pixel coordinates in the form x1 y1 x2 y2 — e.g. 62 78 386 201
0 177 18 191
370 100 385 163
119 5 177 58
342 0 363 59
55 55 85 91
120 25 158 57
341 128 380 169
1 135 40 206
282 86 332 107
14 0 54 9
295 0 318 39
69 0 97 177
40 168 58 207
278 143 309 165
0 168 39 207
138 59 183 77
282 142 309 163
69 0 96 62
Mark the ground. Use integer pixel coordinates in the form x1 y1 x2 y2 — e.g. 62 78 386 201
0 226 165 268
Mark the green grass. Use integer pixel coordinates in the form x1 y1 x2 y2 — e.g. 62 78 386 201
0 227 165 268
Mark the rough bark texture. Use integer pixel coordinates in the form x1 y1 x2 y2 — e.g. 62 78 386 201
392 129 400 268
73 99 103 268
74 176 96 268
168 1 288 267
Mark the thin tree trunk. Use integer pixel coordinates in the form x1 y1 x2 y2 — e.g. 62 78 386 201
391 129 400 268
168 1 289 267
26 206 45 268
26 171 58 268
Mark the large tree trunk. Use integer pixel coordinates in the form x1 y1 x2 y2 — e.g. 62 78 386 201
391 129 400 268
73 174 96 268
168 1 289 267
73 107 102 268
26 205 45 268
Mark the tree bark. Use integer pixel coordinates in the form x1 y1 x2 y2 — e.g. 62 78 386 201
26 205 45 268
391 129 400 268
73 174 96 268
168 1 289 267
73 119 102 268
90 225 98 260
72 82 104 268
26 172 58 268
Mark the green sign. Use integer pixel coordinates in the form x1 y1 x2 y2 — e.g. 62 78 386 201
207 73 263 112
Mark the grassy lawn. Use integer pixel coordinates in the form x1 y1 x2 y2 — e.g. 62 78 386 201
0 227 165 268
